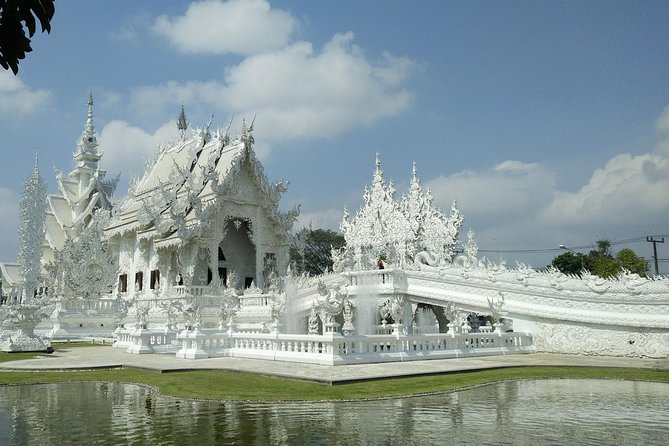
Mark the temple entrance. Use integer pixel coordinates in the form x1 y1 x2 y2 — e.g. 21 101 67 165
219 218 256 289
217 245 228 286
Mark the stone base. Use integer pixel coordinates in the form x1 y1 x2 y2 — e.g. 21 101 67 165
0 333 51 352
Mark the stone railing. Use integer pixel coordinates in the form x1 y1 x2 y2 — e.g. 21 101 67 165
343 269 395 287
61 298 119 314
172 285 210 297
114 324 179 355
173 330 534 365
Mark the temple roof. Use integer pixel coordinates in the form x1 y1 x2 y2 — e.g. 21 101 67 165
106 123 289 243
0 262 20 291
47 195 73 228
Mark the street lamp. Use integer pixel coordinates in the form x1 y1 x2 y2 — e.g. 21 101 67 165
559 244 586 272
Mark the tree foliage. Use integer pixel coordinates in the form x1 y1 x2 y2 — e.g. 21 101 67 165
0 0 55 74
551 239 649 279
290 229 345 276
551 252 589 276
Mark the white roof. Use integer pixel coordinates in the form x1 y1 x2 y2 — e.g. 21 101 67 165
0 262 20 292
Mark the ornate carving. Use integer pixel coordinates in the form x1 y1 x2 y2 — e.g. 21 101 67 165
534 320 669 358
46 211 118 300
18 157 47 302
338 157 464 271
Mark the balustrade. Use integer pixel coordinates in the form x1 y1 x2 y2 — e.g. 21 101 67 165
345 269 395 287
169 329 533 364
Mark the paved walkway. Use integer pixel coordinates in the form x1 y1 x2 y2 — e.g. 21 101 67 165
1 347 668 384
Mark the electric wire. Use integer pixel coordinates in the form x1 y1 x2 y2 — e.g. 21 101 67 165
477 235 669 255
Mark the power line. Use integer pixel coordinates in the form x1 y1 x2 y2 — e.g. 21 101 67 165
478 235 669 255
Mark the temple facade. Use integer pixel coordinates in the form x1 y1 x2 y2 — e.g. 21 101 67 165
104 119 297 302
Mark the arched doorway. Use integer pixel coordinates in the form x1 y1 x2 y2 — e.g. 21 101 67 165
219 218 256 289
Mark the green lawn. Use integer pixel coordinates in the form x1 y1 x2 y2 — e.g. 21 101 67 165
1 365 667 401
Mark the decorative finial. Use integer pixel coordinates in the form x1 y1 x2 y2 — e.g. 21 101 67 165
33 151 39 175
177 104 189 137
76 92 100 158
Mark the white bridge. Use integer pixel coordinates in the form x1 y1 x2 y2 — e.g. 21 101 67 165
108 262 669 364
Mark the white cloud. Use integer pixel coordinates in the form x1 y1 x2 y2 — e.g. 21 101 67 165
656 105 669 136
542 152 669 227
654 105 669 156
110 13 153 42
153 0 296 56
221 33 415 142
420 144 669 268
130 32 416 146
295 208 343 232
426 160 556 227
99 120 178 192
0 71 51 115
0 187 18 261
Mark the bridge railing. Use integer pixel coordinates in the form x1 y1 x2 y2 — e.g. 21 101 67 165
343 269 396 287
171 330 534 364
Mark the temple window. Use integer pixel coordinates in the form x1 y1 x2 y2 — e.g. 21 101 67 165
135 272 143 291
119 274 128 293
150 270 160 289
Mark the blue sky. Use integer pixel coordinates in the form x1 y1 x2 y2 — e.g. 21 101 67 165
1 0 668 272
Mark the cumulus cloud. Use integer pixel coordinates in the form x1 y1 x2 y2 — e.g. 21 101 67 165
130 32 415 145
99 120 178 192
295 208 343 232
153 0 296 55
426 160 556 227
542 152 669 227
656 105 669 136
654 105 669 156
415 107 669 267
0 71 51 115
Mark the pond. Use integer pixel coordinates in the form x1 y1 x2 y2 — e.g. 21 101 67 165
0 379 667 445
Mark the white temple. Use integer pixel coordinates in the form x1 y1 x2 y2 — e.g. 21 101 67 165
2 95 668 361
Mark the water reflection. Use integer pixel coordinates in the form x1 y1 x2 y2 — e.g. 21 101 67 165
0 379 667 445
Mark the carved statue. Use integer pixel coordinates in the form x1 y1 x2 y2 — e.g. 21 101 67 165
308 305 320 335
341 299 355 335
316 282 344 315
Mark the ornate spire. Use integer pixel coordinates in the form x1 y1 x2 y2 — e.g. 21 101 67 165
76 92 100 159
373 152 384 186
176 104 189 138
18 153 47 303
409 161 421 193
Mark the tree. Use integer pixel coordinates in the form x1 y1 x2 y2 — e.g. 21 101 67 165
615 248 649 276
0 0 55 74
551 252 589 276
290 229 345 276
550 239 649 279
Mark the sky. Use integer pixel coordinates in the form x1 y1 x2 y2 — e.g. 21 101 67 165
1 0 668 273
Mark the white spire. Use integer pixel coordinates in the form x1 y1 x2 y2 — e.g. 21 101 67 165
76 92 100 160
18 154 47 303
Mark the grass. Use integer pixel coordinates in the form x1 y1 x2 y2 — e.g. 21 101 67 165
0 366 668 401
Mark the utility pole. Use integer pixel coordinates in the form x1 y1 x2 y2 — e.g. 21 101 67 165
646 236 664 276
